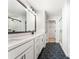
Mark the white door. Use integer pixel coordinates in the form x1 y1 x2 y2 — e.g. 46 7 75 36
59 19 62 43
47 20 56 42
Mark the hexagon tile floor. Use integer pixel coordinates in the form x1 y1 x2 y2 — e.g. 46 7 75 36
38 43 69 59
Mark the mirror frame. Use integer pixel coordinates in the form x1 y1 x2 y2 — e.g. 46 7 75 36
8 15 36 34
8 0 36 34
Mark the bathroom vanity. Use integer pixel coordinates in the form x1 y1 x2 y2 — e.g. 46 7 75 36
8 32 46 59
8 0 46 59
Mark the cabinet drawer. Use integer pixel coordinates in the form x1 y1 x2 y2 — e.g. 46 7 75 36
16 46 34 59
8 40 33 59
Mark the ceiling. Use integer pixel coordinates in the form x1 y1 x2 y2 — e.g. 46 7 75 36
8 0 65 17
27 0 65 16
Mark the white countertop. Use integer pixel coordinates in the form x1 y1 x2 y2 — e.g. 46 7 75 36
8 32 45 51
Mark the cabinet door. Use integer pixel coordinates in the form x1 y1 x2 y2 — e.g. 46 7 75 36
35 42 40 59
35 35 44 59
16 46 34 59
24 46 34 59
8 40 33 59
42 34 47 47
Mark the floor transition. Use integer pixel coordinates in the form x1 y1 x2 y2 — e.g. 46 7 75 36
38 43 69 59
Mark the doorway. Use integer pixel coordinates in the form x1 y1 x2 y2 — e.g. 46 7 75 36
47 20 56 42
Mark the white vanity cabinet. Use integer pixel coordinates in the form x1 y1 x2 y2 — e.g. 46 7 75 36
24 46 34 59
16 46 34 59
8 40 34 59
8 33 46 59
35 34 46 59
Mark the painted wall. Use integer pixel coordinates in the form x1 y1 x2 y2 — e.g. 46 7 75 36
36 11 46 33
61 0 70 57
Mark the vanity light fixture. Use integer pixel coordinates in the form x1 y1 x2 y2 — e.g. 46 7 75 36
8 16 21 22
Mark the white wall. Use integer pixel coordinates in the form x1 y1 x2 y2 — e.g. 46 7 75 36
61 0 70 57
36 11 46 33
51 0 70 57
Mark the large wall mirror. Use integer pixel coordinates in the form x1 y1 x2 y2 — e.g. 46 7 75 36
8 0 36 33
